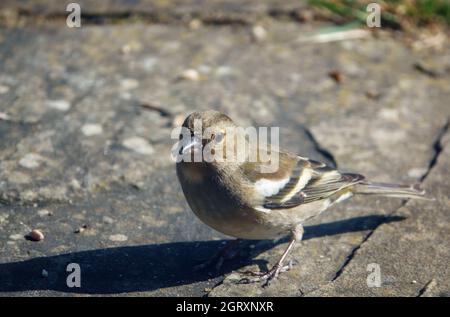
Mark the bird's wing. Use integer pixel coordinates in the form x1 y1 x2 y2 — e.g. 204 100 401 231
241 152 364 211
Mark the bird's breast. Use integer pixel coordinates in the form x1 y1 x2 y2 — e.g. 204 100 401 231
176 163 285 239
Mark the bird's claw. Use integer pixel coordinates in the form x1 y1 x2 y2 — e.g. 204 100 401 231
238 260 294 287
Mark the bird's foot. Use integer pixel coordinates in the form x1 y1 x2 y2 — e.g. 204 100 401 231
239 260 293 287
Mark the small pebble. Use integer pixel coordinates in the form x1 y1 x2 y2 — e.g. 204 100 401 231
120 78 139 90
0 213 9 224
47 99 71 112
179 69 200 81
81 123 103 136
329 70 344 83
378 108 399 121
122 137 154 155
41 269 48 278
120 42 142 55
70 179 82 190
0 84 10 94
19 153 43 169
252 25 267 41
109 234 128 242
412 280 417 284
189 19 202 30
0 112 11 121
9 233 24 240
408 167 428 178
28 229 44 242
102 216 114 224
37 209 52 217
74 225 87 234
121 44 132 54
172 114 185 127
366 89 381 100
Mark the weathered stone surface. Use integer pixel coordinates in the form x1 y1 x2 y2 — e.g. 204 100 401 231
208 34 450 297
0 1 449 297
0 0 305 14
0 21 332 207
308 130 450 297
0 0 307 26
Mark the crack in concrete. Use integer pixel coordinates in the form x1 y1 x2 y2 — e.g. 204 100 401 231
0 6 307 27
303 126 338 168
330 196 414 283
205 278 226 297
23 11 240 24
331 228 376 282
139 102 173 121
417 279 436 297
421 120 449 182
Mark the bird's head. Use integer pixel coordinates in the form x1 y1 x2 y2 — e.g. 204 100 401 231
178 110 243 167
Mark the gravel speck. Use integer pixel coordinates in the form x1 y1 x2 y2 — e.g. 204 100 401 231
408 167 428 178
189 19 202 30
103 216 114 224
47 99 71 111
0 111 11 121
70 179 82 190
120 78 139 90
172 114 185 127
122 137 154 155
74 225 87 234
109 234 128 242
328 70 344 83
27 229 44 241
37 209 52 217
179 69 200 81
19 153 44 169
81 123 103 136
252 25 267 41
0 84 10 94
9 234 24 240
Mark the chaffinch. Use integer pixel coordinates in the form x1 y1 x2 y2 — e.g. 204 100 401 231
176 110 429 284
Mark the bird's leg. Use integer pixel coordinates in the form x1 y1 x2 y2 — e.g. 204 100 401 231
194 239 243 271
241 237 296 284
241 225 304 286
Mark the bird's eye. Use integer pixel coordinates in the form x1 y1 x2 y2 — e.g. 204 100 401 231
213 132 224 143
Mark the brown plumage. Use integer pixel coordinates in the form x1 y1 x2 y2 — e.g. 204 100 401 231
176 110 431 285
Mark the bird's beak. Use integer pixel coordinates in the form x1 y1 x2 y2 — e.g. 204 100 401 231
181 135 202 155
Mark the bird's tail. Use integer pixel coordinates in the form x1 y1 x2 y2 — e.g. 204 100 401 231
353 181 433 200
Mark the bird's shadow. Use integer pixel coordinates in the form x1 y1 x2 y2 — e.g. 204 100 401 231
0 215 404 294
